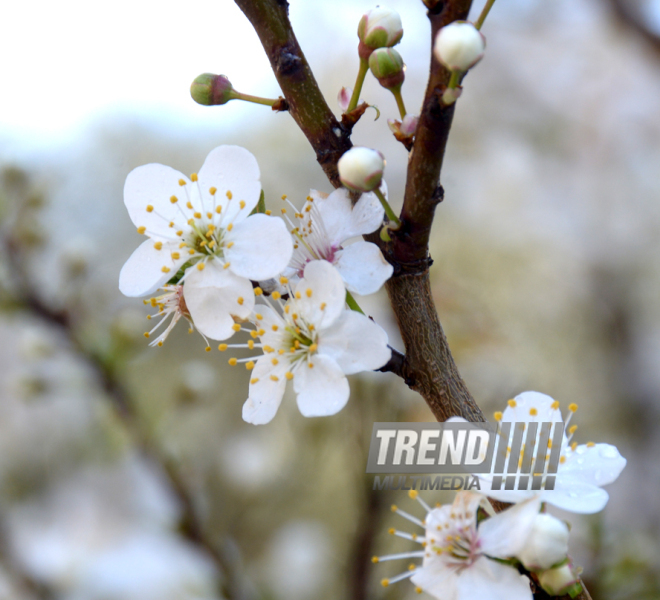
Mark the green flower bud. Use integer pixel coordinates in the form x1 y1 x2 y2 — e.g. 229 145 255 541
358 7 403 50
190 73 235 106
538 562 582 597
368 48 405 90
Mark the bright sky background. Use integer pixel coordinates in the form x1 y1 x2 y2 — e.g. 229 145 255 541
0 0 500 158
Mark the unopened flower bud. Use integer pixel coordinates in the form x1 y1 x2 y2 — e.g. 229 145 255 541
518 514 570 571
338 147 384 192
338 86 353 113
433 21 485 71
190 73 236 106
538 562 582 597
388 114 418 136
368 48 405 90
358 7 403 52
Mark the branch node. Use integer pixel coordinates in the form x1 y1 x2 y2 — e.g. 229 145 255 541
391 255 434 277
276 45 303 76
432 185 445 204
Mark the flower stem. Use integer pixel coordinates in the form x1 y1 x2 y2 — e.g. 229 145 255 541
391 86 407 119
347 59 369 113
234 91 281 107
345 290 365 314
474 0 497 30
374 188 401 228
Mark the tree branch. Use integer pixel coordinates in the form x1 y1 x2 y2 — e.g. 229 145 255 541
234 0 352 188
235 0 484 422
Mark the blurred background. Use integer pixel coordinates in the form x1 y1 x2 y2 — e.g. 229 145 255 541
1 0 659 598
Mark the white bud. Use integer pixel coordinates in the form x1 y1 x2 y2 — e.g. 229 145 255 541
518 514 570 571
538 562 581 596
337 147 385 192
358 7 403 50
433 21 485 72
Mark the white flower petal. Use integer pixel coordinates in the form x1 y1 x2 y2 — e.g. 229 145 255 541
294 261 346 330
251 303 286 347
243 356 289 425
225 214 293 280
411 561 460 600
124 164 194 239
477 480 537 505
197 146 261 225
559 443 626 487
318 310 390 374
479 496 542 558
501 391 563 424
542 480 610 514
334 242 393 294
315 185 386 244
293 354 349 417
183 261 254 341
456 557 532 600
119 240 187 297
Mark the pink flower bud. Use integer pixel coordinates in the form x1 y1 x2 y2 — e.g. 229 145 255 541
338 87 353 112
338 147 385 192
433 22 485 71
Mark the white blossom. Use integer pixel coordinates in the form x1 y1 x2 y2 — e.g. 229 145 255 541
119 146 293 341
282 188 392 295
374 491 540 600
449 391 627 513
434 21 485 72
224 260 390 424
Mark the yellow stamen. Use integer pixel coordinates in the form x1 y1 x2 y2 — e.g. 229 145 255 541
190 173 198 182
228 358 237 366
568 403 578 412
494 411 503 421
508 399 517 408
137 226 146 234
146 205 154 213
170 195 178 204
231 323 241 332
161 266 170 273
218 344 228 351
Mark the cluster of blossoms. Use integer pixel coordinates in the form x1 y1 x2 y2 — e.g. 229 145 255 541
118 6 628 600
119 145 394 423
375 392 627 599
